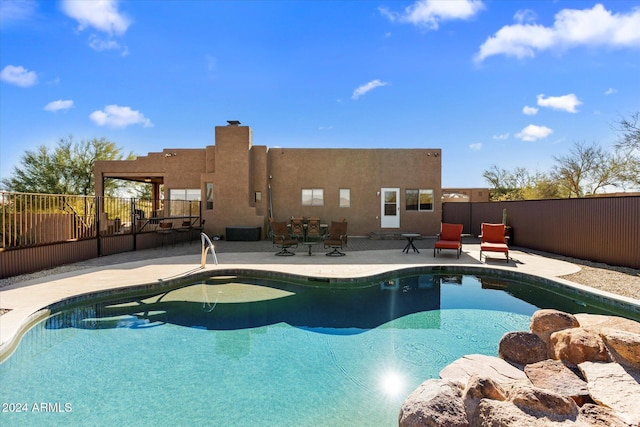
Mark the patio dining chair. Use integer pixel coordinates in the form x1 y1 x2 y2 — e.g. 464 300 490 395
174 220 192 245
306 217 322 241
156 222 174 247
324 221 348 256
290 217 305 241
270 219 298 256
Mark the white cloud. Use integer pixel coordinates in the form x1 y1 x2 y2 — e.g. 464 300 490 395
493 133 509 140
89 35 123 52
514 9 537 24
475 4 640 62
89 105 153 128
0 0 38 27
0 65 37 87
469 143 482 151
516 124 553 142
522 106 538 115
604 87 617 95
352 79 388 100
61 0 131 36
44 99 74 112
536 93 582 113
380 0 484 30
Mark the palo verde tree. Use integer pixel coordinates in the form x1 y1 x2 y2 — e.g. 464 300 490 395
1 136 135 196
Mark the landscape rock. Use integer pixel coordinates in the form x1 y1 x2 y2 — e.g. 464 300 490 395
574 313 640 334
578 361 640 426
439 354 529 388
499 331 548 366
402 310 640 427
576 403 633 427
530 309 579 344
507 382 579 420
550 327 611 365
470 399 546 427
398 379 468 427
461 375 507 419
524 359 591 406
599 328 640 369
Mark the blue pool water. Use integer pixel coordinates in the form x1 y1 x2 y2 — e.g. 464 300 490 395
0 272 628 426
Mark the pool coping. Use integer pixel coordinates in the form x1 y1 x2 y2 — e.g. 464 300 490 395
2 246 640 362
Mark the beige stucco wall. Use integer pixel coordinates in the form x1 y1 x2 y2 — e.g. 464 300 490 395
268 148 442 236
95 123 443 238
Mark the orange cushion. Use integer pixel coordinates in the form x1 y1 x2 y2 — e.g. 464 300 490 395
482 223 505 244
435 240 460 250
481 242 508 253
440 223 463 241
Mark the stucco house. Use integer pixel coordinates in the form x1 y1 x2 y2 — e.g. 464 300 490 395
94 121 443 238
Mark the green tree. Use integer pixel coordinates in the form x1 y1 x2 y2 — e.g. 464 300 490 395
551 141 622 197
1 136 134 196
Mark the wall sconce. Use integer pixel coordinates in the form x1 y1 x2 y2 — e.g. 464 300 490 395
144 177 152 183
376 191 380 196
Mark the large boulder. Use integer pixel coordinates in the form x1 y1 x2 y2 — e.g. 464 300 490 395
578 361 640 426
470 399 545 427
599 328 640 369
469 383 579 427
507 382 579 420
530 309 579 344
524 359 591 406
576 403 634 427
398 379 468 427
574 313 640 334
461 375 507 419
439 354 529 388
499 331 548 366
550 327 611 365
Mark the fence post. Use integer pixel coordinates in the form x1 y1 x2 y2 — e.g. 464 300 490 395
131 198 137 251
96 196 102 257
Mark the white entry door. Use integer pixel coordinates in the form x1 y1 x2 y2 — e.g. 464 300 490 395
380 188 400 228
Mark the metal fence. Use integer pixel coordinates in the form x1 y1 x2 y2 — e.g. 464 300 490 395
1 191 201 278
443 196 640 269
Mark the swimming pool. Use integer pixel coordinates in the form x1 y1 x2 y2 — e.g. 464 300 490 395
1 270 637 426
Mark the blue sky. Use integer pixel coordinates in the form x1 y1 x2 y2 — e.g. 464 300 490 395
1 0 639 188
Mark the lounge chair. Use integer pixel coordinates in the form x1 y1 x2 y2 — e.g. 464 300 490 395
290 217 305 241
270 219 298 256
306 217 322 241
434 223 463 258
324 221 348 256
480 223 509 263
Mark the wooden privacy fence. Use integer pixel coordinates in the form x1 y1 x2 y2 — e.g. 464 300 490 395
443 196 640 269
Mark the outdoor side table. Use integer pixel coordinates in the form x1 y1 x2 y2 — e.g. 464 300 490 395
401 233 421 253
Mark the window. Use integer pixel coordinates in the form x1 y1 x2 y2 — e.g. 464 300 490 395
206 183 213 210
169 188 201 216
302 189 324 206
339 189 350 208
405 189 434 212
